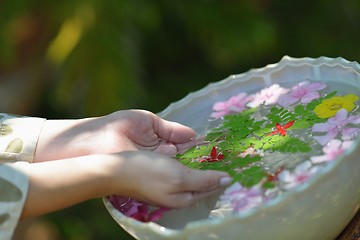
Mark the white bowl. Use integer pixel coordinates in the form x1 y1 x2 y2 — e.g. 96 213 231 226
104 56 360 240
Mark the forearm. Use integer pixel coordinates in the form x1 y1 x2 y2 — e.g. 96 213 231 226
34 117 101 162
20 151 231 219
21 154 117 218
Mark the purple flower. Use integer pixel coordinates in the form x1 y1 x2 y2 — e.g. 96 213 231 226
210 93 249 119
312 109 360 145
278 81 326 107
247 84 289 108
278 161 319 190
310 139 354 164
219 182 263 213
108 195 169 222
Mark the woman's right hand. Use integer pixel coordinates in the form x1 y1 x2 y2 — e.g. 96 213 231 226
21 151 231 219
107 151 232 208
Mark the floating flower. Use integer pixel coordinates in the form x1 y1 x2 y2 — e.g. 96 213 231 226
312 109 360 145
310 139 354 164
210 93 249 119
278 161 319 189
239 146 264 158
108 196 169 222
267 166 285 182
314 94 359 118
266 120 295 136
278 81 326 107
247 84 289 108
199 146 225 163
219 182 263 213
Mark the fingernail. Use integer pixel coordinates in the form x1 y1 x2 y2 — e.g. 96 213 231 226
219 177 233 187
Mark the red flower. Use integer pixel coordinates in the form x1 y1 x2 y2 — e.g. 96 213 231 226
267 120 295 136
199 146 225 163
267 166 285 182
108 196 170 222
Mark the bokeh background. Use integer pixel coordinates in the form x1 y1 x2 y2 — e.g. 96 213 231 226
1 0 359 239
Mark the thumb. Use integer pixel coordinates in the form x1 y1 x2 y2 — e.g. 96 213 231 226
154 116 196 144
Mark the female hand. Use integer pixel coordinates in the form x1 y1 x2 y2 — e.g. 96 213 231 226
96 110 198 156
22 151 231 218
34 110 198 162
108 151 232 208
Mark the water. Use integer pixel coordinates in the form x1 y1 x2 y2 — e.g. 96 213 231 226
178 79 360 220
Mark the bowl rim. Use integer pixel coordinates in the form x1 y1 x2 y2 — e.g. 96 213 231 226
104 55 360 237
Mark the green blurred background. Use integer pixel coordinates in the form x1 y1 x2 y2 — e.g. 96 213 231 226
1 0 359 239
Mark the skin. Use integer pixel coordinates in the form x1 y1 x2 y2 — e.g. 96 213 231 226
34 110 200 161
21 110 231 219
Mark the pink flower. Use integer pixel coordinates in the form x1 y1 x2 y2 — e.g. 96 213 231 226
310 139 354 164
108 196 169 222
239 146 264 158
247 84 289 108
210 93 249 119
312 109 360 145
219 182 263 213
278 161 319 190
278 81 326 107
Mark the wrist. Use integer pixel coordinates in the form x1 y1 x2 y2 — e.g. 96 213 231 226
102 152 136 197
34 118 99 162
23 154 115 218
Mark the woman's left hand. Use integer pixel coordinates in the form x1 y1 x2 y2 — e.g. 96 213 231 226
34 110 197 162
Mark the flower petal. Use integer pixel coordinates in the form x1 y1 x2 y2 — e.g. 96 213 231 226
300 91 320 103
210 111 227 119
311 155 331 164
309 82 327 91
313 131 338 145
312 122 330 132
278 94 299 107
341 128 360 140
346 115 360 125
212 102 228 111
322 139 342 154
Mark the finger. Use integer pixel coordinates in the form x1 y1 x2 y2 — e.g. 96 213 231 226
153 141 178 157
154 116 196 144
181 169 232 193
146 168 232 208
165 187 226 208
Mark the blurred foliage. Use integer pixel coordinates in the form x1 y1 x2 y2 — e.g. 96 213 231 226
1 0 360 239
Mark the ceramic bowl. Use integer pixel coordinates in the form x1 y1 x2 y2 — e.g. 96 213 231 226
104 56 360 240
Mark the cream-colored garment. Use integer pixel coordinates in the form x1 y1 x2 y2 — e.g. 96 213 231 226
0 113 46 240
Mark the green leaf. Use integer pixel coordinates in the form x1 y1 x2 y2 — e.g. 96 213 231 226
294 105 305 114
270 107 280 114
205 131 224 141
230 155 262 168
263 181 275 189
199 161 226 171
325 91 337 99
233 166 266 187
262 135 291 151
306 99 322 111
267 107 298 125
291 119 309 129
185 160 202 169
253 123 273 137
273 137 311 153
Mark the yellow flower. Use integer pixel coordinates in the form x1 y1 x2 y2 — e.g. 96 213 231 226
314 94 359 118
